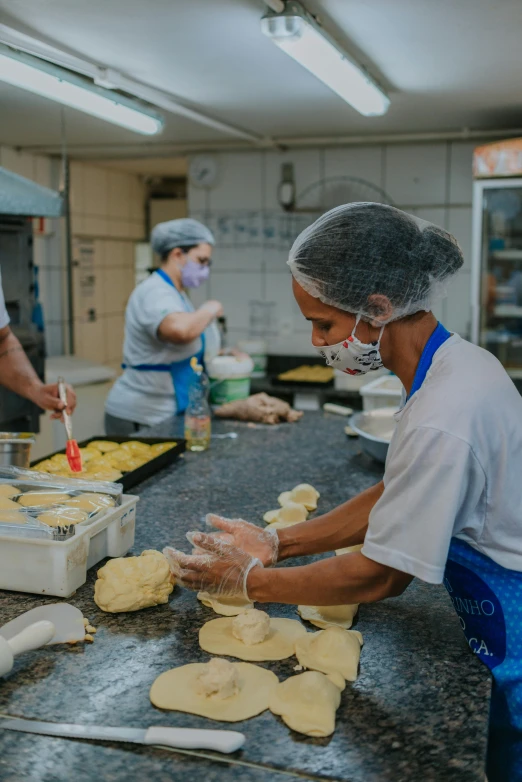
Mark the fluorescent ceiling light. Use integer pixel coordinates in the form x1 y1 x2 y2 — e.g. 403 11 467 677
0 44 164 135
261 2 389 117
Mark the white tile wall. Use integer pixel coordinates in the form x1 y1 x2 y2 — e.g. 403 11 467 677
188 141 476 351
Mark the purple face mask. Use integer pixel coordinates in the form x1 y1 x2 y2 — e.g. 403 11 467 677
181 258 210 289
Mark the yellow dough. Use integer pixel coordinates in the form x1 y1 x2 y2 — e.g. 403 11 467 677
264 502 308 526
18 492 70 507
278 484 320 511
85 457 116 472
150 659 278 721
94 549 174 613
197 591 253 616
0 510 27 524
335 544 363 556
298 604 358 630
199 614 307 661
150 442 177 455
263 509 280 524
0 496 21 509
86 468 123 482
269 671 342 737
0 484 20 498
119 441 151 456
64 493 116 513
295 626 363 682
38 508 88 527
88 440 120 453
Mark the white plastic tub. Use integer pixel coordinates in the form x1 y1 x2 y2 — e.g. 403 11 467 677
0 494 138 598
359 374 403 411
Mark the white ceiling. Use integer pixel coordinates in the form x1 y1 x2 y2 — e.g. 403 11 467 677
0 0 521 154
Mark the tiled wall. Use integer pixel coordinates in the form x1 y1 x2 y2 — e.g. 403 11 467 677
69 161 146 372
188 143 475 355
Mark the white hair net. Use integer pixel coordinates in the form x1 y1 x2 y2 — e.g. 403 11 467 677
288 202 463 323
151 218 215 256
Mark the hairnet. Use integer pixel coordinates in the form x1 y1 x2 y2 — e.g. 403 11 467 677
151 218 215 256
288 202 463 323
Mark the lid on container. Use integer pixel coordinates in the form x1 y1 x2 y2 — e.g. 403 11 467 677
208 355 254 379
237 339 266 354
0 433 36 444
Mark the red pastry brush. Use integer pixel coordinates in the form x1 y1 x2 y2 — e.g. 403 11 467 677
57 377 82 473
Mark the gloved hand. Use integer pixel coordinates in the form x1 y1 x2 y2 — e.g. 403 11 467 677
163 534 262 600
204 514 279 566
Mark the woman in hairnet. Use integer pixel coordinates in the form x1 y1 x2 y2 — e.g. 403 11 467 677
105 218 223 433
166 203 522 782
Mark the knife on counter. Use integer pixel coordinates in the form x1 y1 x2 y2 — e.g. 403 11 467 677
0 718 245 754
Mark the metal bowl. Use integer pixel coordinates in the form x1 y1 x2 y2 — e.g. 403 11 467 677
0 433 36 468
349 408 398 463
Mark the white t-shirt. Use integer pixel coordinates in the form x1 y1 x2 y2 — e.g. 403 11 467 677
105 272 201 425
0 270 10 329
362 335 522 583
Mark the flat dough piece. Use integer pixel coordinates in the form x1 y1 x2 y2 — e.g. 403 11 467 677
0 484 20 498
64 493 116 513
38 508 88 527
298 603 358 630
150 662 278 721
88 440 120 453
295 626 363 682
197 591 253 616
0 510 27 524
18 492 70 507
199 616 307 661
269 671 342 737
335 544 363 556
0 496 21 509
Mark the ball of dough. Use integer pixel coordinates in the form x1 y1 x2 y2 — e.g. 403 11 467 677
194 658 239 700
18 492 70 507
94 550 174 613
38 508 88 527
0 496 21 509
269 671 342 737
64 493 116 513
0 510 27 524
150 661 278 721
199 615 307 661
298 604 358 630
88 440 120 453
295 626 363 682
150 442 177 455
0 484 20 498
197 591 253 616
232 609 270 646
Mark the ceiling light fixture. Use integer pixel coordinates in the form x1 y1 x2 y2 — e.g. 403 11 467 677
261 1 389 117
0 43 164 135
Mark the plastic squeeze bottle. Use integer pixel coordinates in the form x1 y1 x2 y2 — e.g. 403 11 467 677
184 358 211 452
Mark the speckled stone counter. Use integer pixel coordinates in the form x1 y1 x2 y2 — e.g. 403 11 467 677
0 412 489 782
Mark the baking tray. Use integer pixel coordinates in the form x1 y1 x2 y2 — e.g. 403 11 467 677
32 437 186 492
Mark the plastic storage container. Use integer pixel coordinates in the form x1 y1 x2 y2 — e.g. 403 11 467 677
208 355 254 405
359 374 404 411
0 494 138 597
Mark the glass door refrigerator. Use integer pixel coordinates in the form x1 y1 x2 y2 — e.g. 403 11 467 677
472 139 522 385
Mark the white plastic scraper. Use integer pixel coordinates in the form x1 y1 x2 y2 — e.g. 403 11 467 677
0 604 86 645
0 621 55 676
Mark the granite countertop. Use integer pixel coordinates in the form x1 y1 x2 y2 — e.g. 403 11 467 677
0 412 490 782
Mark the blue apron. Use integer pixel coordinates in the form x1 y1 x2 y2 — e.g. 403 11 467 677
408 322 522 782
122 269 205 415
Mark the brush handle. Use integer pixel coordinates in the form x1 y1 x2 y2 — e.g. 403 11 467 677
57 377 72 440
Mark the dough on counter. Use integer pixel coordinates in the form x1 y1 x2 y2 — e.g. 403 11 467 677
0 510 27 524
0 484 20 498
0 496 21 509
38 508 88 527
335 544 363 556
94 550 174 613
150 658 278 721
278 484 320 511
199 615 307 661
297 603 358 630
232 609 270 646
197 591 253 616
64 493 116 513
295 626 363 682
269 671 342 737
88 440 120 453
263 509 279 524
18 492 70 507
263 502 308 526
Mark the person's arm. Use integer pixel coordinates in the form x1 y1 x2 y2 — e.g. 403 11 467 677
247 551 413 605
0 326 76 417
158 301 223 345
277 481 384 560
